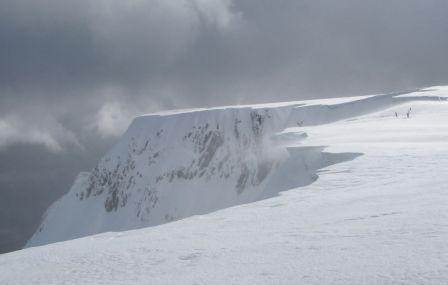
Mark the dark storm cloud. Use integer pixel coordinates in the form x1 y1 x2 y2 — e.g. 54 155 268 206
0 0 243 145
2 0 448 136
1 0 448 253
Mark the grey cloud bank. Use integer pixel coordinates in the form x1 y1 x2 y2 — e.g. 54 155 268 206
1 0 448 253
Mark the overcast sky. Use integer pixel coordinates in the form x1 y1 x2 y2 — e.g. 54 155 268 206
1 0 448 253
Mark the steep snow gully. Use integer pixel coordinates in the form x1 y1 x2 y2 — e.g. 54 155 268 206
27 88 447 247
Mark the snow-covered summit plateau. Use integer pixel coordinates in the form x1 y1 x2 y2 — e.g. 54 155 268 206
1 86 448 284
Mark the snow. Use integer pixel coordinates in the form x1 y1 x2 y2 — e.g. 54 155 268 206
1 87 448 284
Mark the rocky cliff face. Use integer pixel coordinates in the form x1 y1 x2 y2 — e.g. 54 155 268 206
28 105 301 246
77 107 289 222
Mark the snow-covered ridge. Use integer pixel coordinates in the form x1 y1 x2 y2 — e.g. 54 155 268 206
26 87 448 247
3 86 448 284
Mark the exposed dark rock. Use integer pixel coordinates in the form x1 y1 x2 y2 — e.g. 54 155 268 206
105 190 119 212
236 164 250 194
198 131 224 170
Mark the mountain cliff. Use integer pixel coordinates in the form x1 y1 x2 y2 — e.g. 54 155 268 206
27 88 446 247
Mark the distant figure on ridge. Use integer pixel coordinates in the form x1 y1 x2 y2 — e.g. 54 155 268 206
406 107 411 118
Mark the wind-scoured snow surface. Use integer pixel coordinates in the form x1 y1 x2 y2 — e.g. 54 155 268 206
1 86 448 284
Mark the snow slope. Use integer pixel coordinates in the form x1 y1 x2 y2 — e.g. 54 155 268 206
1 87 447 284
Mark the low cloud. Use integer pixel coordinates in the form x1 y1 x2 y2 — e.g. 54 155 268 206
0 0 242 150
91 101 133 138
0 115 80 152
